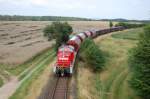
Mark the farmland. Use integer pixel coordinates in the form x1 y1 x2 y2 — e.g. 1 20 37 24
0 21 109 99
0 21 142 99
0 21 109 65
0 22 51 65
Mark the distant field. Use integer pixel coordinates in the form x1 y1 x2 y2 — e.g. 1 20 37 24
77 28 142 99
0 21 109 65
111 28 143 40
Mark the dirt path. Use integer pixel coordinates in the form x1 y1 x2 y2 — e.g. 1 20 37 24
0 70 19 99
109 69 128 99
0 57 50 99
0 48 54 99
0 76 19 99
25 61 55 99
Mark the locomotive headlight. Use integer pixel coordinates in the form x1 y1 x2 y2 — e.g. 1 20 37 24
59 57 68 60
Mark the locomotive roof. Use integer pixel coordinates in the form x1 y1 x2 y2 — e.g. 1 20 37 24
59 45 74 52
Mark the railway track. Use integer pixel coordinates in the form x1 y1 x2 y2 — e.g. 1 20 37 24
51 77 69 99
39 76 70 99
39 27 127 99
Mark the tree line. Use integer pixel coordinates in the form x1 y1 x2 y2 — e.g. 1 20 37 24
115 22 146 28
0 15 92 21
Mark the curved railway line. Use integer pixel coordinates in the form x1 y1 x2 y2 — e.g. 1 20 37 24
39 26 143 99
39 27 126 99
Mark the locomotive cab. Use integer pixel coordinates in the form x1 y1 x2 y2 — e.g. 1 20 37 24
53 45 76 76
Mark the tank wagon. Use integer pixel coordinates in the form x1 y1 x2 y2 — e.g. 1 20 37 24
53 26 125 76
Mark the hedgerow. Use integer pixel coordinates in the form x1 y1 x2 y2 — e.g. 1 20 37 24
129 25 150 99
79 38 105 72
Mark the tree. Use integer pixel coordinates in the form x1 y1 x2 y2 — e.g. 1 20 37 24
109 21 113 28
43 21 73 51
129 25 150 99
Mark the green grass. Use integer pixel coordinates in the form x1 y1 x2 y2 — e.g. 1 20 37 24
94 74 102 97
0 77 3 87
9 50 55 99
111 28 143 40
77 28 143 99
94 28 142 99
119 75 138 99
110 70 128 99
102 67 125 99
18 49 54 80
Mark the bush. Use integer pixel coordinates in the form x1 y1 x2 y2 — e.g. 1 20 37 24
43 21 73 51
80 38 105 72
129 25 150 99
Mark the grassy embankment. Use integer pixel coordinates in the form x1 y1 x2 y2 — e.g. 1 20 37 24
77 28 143 99
1 47 53 75
9 48 55 99
0 46 55 88
0 46 55 99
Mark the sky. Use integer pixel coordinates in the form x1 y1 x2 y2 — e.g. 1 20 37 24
0 0 150 20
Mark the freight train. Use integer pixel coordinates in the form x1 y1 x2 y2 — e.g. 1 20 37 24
53 26 125 76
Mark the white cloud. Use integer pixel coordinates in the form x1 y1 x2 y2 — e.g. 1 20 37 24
30 0 49 6
0 0 149 20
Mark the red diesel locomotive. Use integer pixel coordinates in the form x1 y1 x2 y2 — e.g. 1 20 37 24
53 26 125 76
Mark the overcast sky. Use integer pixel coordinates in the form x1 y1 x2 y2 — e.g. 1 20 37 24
0 0 150 20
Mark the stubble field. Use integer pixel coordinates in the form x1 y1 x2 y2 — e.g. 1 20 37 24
0 21 109 99
0 21 109 65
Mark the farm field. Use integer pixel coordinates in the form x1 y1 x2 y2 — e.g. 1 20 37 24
0 21 109 65
0 21 143 99
0 0 149 99
0 21 109 99
77 28 142 99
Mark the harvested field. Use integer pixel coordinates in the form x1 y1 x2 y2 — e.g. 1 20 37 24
0 21 109 65
0 21 109 98
0 22 53 65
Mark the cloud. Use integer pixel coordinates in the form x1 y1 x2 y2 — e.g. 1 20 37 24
0 0 149 20
30 0 49 6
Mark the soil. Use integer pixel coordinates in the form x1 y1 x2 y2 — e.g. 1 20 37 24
0 76 19 99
